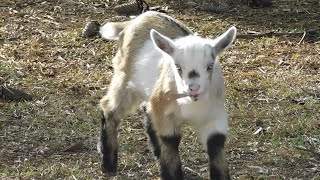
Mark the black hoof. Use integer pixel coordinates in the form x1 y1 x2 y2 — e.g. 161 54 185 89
101 162 117 174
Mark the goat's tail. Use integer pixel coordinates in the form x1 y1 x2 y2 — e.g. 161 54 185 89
99 21 131 41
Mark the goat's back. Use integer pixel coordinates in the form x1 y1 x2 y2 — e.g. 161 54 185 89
115 11 192 75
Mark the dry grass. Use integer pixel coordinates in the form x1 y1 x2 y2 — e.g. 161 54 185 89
0 0 319 179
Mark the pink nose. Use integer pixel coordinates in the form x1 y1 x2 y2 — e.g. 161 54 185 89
189 84 200 95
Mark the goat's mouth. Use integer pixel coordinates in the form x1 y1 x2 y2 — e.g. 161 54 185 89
187 89 201 100
190 94 199 101
186 91 199 101
169 92 199 101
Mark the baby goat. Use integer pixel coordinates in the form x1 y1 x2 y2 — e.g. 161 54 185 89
97 11 236 180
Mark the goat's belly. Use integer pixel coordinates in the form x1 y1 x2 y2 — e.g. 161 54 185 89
131 41 162 99
131 67 159 99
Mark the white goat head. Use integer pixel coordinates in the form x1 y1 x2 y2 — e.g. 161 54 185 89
150 27 236 101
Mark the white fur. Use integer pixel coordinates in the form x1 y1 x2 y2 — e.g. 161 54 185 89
99 12 236 178
131 30 233 147
132 35 231 99
99 22 121 40
180 99 228 146
131 40 164 98
102 11 236 147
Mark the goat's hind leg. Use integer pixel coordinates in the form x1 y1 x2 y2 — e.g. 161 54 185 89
98 77 139 174
98 110 119 173
143 107 161 159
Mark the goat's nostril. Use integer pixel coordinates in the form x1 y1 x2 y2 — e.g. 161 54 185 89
189 84 200 91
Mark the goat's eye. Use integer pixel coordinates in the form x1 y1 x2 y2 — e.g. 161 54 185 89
175 64 181 71
207 63 214 71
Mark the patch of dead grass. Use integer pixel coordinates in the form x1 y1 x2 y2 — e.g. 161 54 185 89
1 0 319 179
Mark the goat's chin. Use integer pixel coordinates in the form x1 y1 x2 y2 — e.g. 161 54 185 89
189 93 202 102
189 91 209 102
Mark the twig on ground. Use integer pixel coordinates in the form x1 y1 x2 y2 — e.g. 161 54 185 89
295 146 320 157
183 166 201 176
72 174 78 180
301 88 320 98
298 31 306 44
237 29 320 39
62 142 84 152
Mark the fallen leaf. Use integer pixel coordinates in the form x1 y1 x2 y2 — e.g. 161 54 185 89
248 165 268 174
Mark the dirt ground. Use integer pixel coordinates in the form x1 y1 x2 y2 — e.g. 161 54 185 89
0 0 319 179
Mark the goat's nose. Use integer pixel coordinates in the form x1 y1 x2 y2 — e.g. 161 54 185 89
189 84 200 92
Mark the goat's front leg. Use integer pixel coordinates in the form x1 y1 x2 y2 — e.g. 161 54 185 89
198 119 230 180
148 112 183 180
159 134 183 180
207 133 230 180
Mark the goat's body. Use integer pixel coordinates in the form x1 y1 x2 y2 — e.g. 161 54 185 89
97 11 235 180
131 40 164 99
99 11 192 115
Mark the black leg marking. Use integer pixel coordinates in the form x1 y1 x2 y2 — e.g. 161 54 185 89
207 133 225 159
100 111 118 173
160 165 183 180
207 133 230 180
159 135 183 180
161 136 181 150
144 112 161 159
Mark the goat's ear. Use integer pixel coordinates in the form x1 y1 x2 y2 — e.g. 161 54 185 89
213 26 237 55
150 29 177 55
